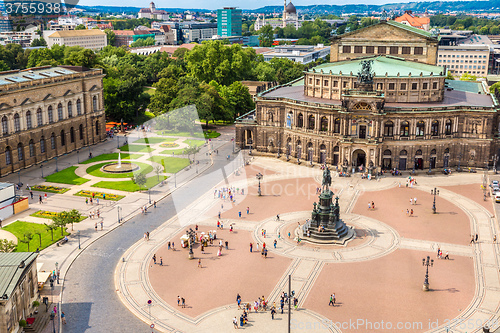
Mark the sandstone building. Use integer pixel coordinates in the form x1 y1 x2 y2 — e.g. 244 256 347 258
0 66 106 177
236 21 500 172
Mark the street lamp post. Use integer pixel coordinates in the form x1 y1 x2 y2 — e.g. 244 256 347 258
117 206 121 223
40 164 43 178
77 150 79 164
55 262 59 284
428 156 432 174
117 135 120 149
277 140 281 159
17 171 21 187
422 255 434 291
256 173 263 196
148 188 151 204
431 188 439 214
55 156 58 173
77 230 81 249
457 153 462 172
50 313 55 333
286 145 290 161
412 156 416 174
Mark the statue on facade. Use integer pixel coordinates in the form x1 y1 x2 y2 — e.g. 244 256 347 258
322 167 332 191
357 60 374 85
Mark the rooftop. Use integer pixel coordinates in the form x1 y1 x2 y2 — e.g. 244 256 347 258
394 12 430 28
47 29 106 38
0 66 78 86
0 252 38 300
312 55 444 77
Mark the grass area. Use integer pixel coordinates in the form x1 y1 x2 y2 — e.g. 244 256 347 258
159 149 185 155
133 137 176 144
143 87 156 96
200 120 233 126
3 221 69 252
183 139 205 148
147 156 190 173
74 190 125 201
92 176 168 192
44 166 90 185
81 153 142 165
30 185 69 194
204 130 221 139
159 130 205 138
30 210 87 222
119 144 154 153
86 162 153 179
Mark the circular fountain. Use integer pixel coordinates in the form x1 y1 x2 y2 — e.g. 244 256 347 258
101 153 140 173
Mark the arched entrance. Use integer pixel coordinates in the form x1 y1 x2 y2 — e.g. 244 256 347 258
382 149 392 170
244 130 253 148
415 149 423 170
352 149 366 168
319 144 327 164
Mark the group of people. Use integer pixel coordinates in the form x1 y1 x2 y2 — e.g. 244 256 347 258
85 197 100 205
88 209 100 219
436 247 450 260
367 201 376 210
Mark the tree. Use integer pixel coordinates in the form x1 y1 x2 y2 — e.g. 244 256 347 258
104 29 116 46
44 222 58 241
0 60 9 72
0 239 16 252
34 231 42 249
19 233 33 252
184 145 200 163
30 37 47 47
130 37 156 47
259 25 274 47
75 24 86 30
446 71 455 80
65 49 99 68
52 212 69 236
133 173 147 191
154 165 163 181
67 209 82 231
460 72 477 81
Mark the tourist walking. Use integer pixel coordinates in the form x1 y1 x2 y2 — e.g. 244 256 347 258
233 316 238 329
61 312 66 324
95 222 97 232
153 254 156 264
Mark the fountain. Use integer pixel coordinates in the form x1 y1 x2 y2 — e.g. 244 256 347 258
118 152 122 168
101 153 139 173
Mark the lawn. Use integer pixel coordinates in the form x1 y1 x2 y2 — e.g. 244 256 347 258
119 144 154 153
133 137 176 144
86 162 153 178
30 210 87 222
159 149 185 155
159 130 220 139
30 185 69 194
74 190 125 201
44 166 90 185
183 139 205 148
81 153 142 165
92 176 168 192
204 130 221 139
147 156 190 174
3 221 69 252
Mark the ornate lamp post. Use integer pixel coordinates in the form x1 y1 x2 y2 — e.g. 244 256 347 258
187 228 195 259
457 153 462 172
55 262 59 284
77 230 81 249
77 150 79 164
256 173 263 196
117 135 120 149
40 164 43 178
117 206 122 223
428 156 432 174
286 145 290 161
55 156 58 173
17 171 21 187
422 255 434 291
431 188 439 214
50 312 56 333
277 140 281 159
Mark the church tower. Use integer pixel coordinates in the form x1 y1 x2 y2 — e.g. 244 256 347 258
283 0 287 28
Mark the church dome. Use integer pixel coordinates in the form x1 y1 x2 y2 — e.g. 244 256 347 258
286 2 296 14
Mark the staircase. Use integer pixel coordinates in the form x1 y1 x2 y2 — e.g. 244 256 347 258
24 303 54 333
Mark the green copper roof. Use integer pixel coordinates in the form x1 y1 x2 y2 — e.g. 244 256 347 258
386 20 435 39
445 79 484 94
0 252 38 300
311 56 445 78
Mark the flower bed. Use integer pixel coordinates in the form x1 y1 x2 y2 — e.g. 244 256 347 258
30 210 86 222
159 142 179 148
30 185 69 194
74 190 124 201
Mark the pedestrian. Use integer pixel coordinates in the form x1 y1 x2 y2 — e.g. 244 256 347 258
271 307 276 319
44 193 47 201
181 297 185 308
100 221 103 230
153 254 156 264
160 257 163 266
246 207 249 214
332 293 336 305
329 294 334 306
218 211 221 219
414 197 417 205
494 235 497 243
470 236 475 244
39 195 42 204
274 239 277 248
225 240 228 250
95 222 97 232
276 214 280 221
0 218 2 228
146 232 150 240
177 296 180 306
168 241 171 250
280 299 284 314
437 247 441 258
371 201 375 209
444 252 449 259
475 233 479 242
238 211 241 218
154 201 157 208
30 191 33 199
256 243 259 251
410 209 413 217
410 198 413 205
53 305 57 314
233 316 238 329
293 297 298 310
368 202 371 210
237 294 241 309
172 242 175 250
250 243 253 252
198 259 202 268
103 194 105 200
85 198 88 205
264 248 268 259
61 312 66 324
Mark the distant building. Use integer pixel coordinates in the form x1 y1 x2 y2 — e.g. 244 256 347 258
254 1 299 31
46 29 107 50
217 7 242 37
211 35 259 47
261 44 330 64
138 2 169 20
0 26 39 47
394 11 430 31
0 252 39 333
130 43 197 56
0 17 12 32
159 25 176 45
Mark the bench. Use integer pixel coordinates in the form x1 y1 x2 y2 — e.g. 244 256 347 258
57 238 68 246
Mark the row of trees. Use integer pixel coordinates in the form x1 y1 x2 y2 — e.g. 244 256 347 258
430 14 500 35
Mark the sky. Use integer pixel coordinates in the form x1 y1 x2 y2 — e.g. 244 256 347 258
77 0 434 11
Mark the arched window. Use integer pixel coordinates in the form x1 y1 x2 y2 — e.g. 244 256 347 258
430 149 436 155
57 103 63 121
17 143 23 161
48 106 53 123
400 150 407 156
320 144 326 150
431 120 439 136
416 149 422 155
76 99 82 115
93 96 98 111
320 116 328 131
70 127 75 143
267 112 273 122
29 139 34 157
26 111 32 129
2 116 8 135
79 124 84 140
308 115 315 130
13 113 20 132
37 108 43 126
60 130 65 146
50 133 56 150
444 148 450 154
384 149 392 156
416 121 425 136
445 119 452 135
334 146 340 152
400 121 409 137
95 120 100 135
334 118 340 133
5 146 11 165
297 113 304 127
68 101 73 118
40 136 46 153
384 121 394 137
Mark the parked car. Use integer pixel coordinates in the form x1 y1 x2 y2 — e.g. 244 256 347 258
493 186 500 194
495 193 500 203
492 180 499 186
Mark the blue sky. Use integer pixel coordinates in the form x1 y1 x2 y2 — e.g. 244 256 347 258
78 0 423 11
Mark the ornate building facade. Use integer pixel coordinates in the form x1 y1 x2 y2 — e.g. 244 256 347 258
0 66 106 177
236 21 500 172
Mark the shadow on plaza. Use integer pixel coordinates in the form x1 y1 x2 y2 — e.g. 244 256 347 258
428 287 460 293
61 302 92 331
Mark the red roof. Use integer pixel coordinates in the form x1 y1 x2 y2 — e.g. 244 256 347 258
113 30 134 36
159 43 197 54
394 13 430 29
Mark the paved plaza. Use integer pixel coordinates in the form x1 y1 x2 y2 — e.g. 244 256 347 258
116 157 500 333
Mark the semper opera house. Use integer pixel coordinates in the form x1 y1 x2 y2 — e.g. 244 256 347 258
235 20 500 172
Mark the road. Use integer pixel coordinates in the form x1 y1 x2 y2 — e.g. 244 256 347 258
61 138 240 332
